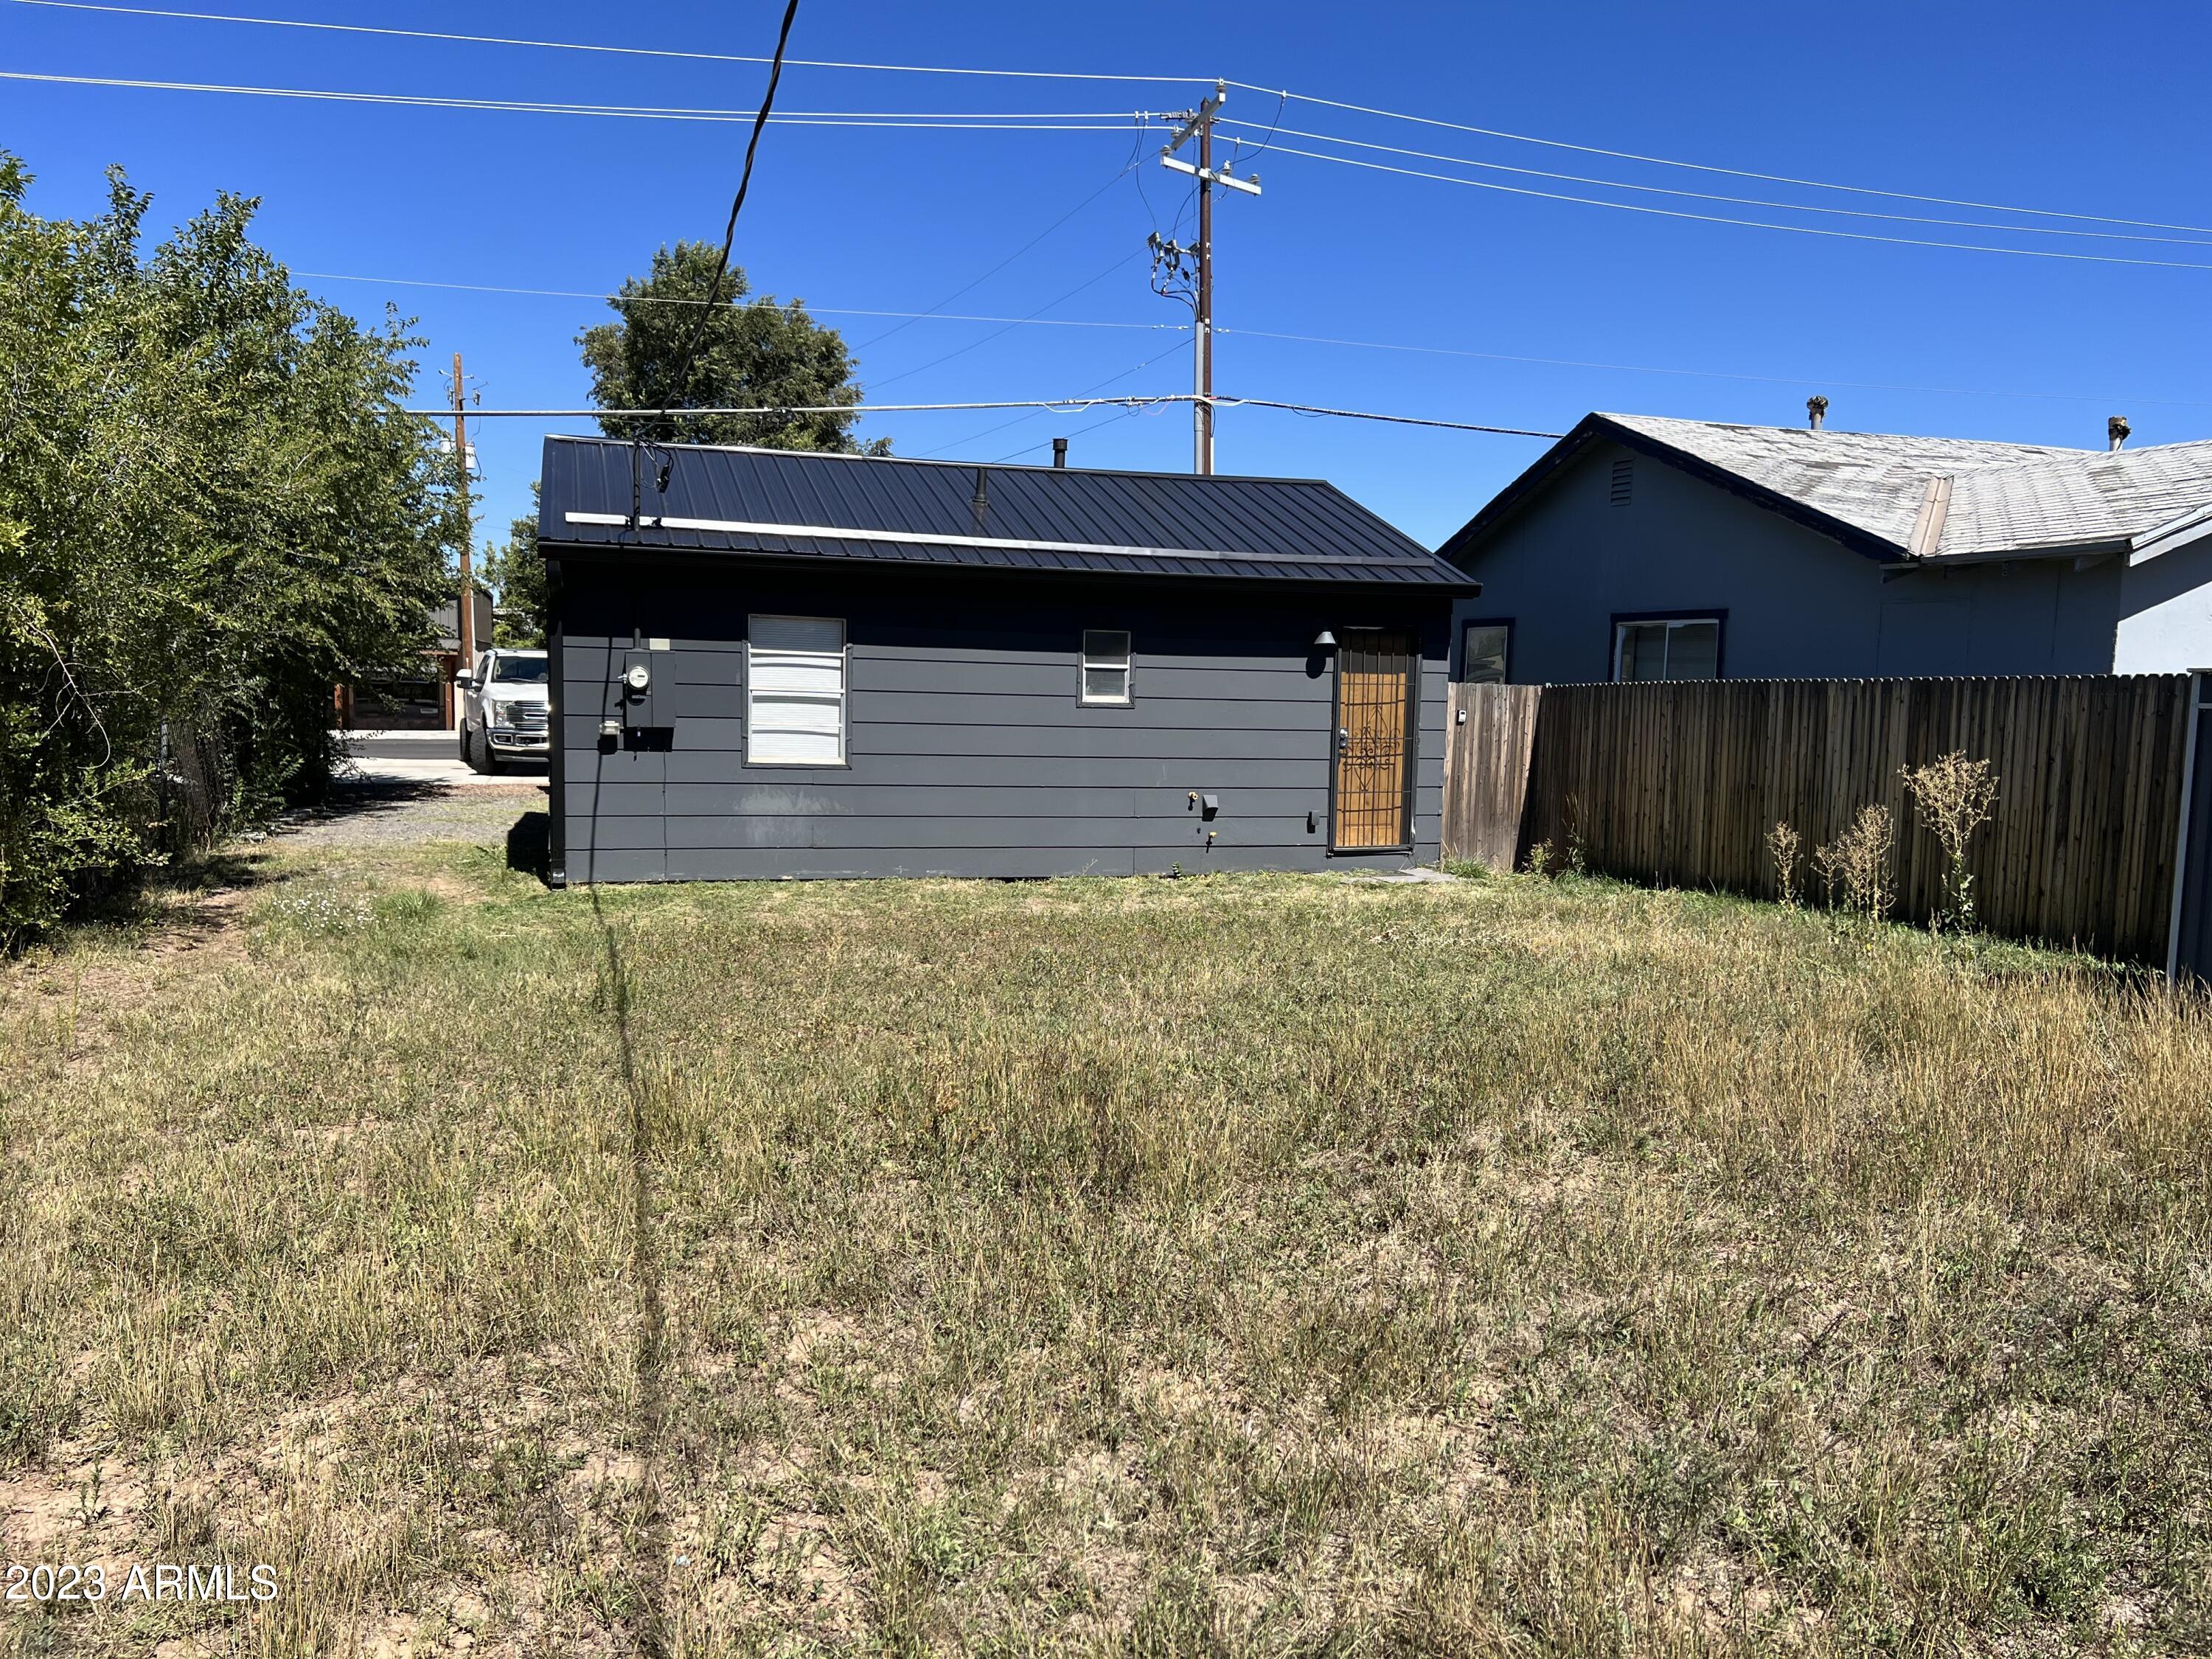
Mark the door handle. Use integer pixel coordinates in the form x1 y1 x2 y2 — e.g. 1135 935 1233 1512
1338 726 1349 752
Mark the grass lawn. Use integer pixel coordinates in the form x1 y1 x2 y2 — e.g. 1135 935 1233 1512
4 802 2211 1656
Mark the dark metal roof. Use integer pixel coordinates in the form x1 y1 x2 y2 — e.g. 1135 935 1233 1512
538 436 1475 589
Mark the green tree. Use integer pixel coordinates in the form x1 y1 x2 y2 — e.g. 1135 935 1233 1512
577 240 888 452
482 485 546 647
0 155 455 945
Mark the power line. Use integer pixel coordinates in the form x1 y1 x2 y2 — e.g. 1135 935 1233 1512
1217 325 2212 410
868 251 1150 390
399 397 1193 418
271 258 2199 404
992 399 1155 466
21 0 2200 240
855 142 1146 350
301 266 2197 411
292 269 1183 331
1263 143 2212 274
20 0 2203 240
1216 398 1560 437
917 336 1193 458
1223 121 2212 248
1226 80 2212 239
10 0 1210 84
0 70 1168 126
647 0 800 442
393 394 1562 440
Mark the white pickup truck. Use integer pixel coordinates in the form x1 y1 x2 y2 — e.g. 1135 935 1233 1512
455 648 550 772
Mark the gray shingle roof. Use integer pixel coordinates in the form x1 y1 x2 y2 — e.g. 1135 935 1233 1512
538 437 1474 589
1447 412 2212 565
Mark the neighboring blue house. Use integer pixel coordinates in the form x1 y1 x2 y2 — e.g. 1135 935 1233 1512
1439 411 2212 684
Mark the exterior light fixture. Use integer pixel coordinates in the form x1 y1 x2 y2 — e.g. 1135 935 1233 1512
1311 630 1338 650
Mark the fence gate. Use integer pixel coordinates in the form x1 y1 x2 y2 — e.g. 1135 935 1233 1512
1441 684 1543 869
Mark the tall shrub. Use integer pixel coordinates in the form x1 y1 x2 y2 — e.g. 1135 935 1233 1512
0 156 457 945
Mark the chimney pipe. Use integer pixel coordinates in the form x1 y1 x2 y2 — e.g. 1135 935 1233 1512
1052 437 1068 468
1806 395 1829 431
970 467 990 521
2108 415 2130 451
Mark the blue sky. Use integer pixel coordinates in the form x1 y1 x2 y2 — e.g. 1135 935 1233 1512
9 0 2212 556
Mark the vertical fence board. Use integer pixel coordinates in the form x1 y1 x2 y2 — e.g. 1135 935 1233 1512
1439 675 2193 962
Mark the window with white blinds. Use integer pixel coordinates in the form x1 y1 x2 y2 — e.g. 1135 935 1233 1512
746 615 846 765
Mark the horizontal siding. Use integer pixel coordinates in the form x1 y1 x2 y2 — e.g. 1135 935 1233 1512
626 659 1348 703
554 568 1450 883
631 751 1441 790
568 810 1438 850
566 844 1422 883
574 681 1347 727
577 815 1335 852
565 716 1367 762
563 620 1411 662
567 782 1339 818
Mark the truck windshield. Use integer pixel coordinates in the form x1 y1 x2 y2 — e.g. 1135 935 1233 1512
489 657 549 684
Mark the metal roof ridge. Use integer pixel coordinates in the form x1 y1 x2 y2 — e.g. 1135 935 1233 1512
540 432 1335 488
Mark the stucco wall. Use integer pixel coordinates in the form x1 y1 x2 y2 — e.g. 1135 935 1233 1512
1452 439 2124 681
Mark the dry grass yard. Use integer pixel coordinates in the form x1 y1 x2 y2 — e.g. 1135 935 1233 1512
4 805 2211 1656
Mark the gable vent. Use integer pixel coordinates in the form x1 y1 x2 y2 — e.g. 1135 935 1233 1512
1609 457 1633 506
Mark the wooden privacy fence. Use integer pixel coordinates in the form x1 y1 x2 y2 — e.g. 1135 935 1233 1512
1443 675 2196 962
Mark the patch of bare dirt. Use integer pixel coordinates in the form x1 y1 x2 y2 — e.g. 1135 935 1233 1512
749 1510 861 1628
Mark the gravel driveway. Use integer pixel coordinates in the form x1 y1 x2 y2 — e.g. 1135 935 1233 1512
272 782 547 849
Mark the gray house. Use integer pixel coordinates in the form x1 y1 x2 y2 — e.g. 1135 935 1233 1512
535 437 1470 883
1440 412 2212 684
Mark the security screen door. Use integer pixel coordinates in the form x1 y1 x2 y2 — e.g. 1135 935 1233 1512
1331 630 1418 850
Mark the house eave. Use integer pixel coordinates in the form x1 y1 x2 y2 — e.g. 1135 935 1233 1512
1907 537 2134 569
1438 414 1907 568
2129 503 2212 566
538 537 1483 597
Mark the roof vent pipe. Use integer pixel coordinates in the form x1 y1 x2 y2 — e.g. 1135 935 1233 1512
2109 415 2130 451
970 467 990 518
1806 395 1829 431
1052 437 1068 468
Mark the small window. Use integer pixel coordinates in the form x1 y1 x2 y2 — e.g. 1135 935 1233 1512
1614 616 1721 682
1080 629 1132 705
1460 622 1510 684
747 615 846 765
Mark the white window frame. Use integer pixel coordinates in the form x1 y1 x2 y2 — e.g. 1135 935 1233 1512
745 614 848 767
1079 628 1133 706
1613 615 1722 683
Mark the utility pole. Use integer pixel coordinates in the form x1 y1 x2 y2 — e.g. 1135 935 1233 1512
450 349 476 680
1160 81 1260 476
